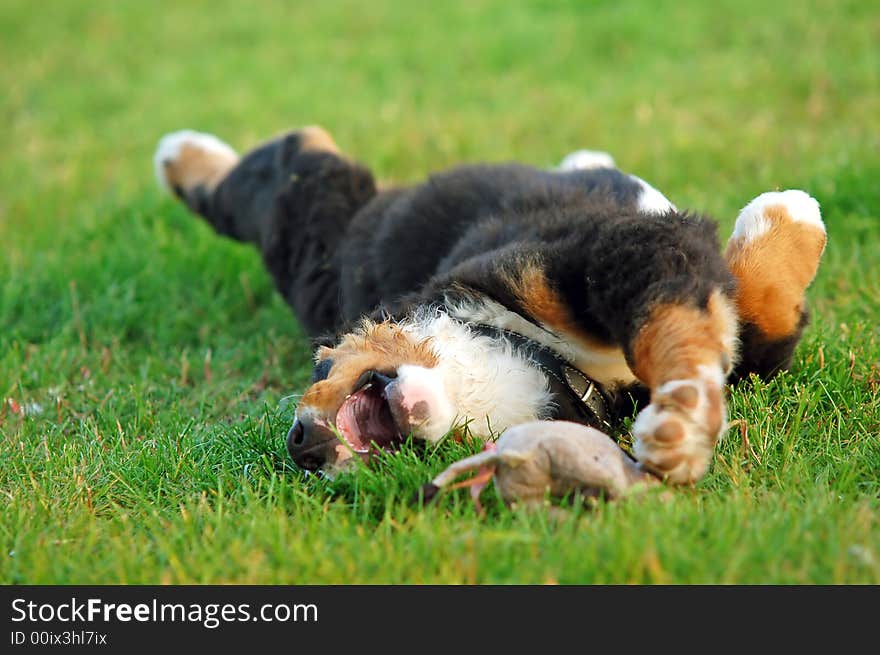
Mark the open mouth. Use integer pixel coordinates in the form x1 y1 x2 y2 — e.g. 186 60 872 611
335 371 405 455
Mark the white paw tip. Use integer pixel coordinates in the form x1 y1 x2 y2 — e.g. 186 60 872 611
153 130 237 193
732 189 823 241
631 175 677 215
558 149 616 171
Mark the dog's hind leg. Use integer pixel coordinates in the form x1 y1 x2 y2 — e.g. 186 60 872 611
154 126 378 336
155 129 238 199
557 151 677 217
154 126 348 244
724 190 827 382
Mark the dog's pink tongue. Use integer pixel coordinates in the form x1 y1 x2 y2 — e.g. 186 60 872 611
336 388 387 452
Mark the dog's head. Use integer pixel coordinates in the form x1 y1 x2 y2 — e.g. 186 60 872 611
286 320 460 474
286 313 554 475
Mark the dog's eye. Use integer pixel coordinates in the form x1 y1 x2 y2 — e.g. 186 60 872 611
311 358 334 382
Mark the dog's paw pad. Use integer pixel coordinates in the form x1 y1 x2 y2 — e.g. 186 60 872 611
154 130 238 195
653 419 685 444
632 379 722 484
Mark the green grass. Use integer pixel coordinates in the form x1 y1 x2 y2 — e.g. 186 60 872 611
1 0 879 584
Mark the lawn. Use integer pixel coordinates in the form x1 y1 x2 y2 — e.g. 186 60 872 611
1 0 878 584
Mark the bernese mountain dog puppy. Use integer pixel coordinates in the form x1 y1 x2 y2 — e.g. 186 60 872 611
154 126 826 484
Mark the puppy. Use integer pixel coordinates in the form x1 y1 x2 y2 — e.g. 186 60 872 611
155 126 826 482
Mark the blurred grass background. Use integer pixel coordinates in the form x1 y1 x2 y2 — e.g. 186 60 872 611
1 0 878 583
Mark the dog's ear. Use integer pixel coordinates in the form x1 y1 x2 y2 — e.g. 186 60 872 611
310 330 340 350
310 312 364 351
368 303 393 323
364 300 416 325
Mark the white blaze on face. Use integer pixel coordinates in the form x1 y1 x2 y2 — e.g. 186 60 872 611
385 364 458 442
394 312 554 442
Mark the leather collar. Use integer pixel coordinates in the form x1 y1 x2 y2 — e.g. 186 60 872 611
471 323 613 432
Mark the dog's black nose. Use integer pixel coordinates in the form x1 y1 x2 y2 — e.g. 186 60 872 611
287 420 306 450
287 418 333 471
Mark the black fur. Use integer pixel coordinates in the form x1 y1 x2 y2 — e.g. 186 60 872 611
338 164 650 322
188 133 802 399
187 133 376 336
406 204 734 362
731 313 809 383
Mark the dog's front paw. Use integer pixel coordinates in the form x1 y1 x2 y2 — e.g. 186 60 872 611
632 377 726 484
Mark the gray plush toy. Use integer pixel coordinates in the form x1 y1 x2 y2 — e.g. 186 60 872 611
423 421 660 511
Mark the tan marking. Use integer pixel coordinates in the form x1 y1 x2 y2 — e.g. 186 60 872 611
163 143 238 193
511 263 582 339
632 290 737 389
509 263 633 385
299 125 340 154
726 203 826 340
300 321 438 419
632 293 735 482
